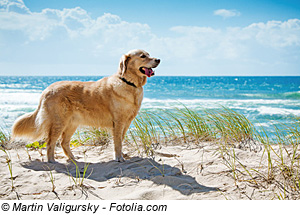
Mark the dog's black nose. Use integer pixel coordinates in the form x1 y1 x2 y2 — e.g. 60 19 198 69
155 59 160 64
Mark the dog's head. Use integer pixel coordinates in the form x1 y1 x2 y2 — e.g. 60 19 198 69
119 49 160 78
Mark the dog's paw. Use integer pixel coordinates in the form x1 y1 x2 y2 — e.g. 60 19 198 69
115 155 125 162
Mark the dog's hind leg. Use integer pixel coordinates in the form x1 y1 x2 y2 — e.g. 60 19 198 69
61 125 77 162
46 125 63 163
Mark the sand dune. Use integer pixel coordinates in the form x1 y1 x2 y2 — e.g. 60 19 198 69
0 141 298 200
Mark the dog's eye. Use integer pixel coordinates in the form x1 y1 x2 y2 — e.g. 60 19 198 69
140 54 146 58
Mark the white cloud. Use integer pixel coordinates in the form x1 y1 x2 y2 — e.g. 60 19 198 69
166 19 300 61
0 1 154 54
214 9 241 19
0 0 30 14
0 0 300 76
245 19 300 48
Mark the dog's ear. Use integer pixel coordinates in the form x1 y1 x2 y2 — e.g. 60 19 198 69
119 54 130 76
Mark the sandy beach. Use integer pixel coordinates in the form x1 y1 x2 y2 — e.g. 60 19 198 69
1 138 298 200
1 0 300 206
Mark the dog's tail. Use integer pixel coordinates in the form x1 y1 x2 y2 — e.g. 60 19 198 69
11 104 45 141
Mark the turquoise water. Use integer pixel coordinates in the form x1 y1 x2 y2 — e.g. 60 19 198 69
1 76 299 134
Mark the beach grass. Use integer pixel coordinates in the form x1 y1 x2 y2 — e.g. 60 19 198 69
0 127 9 147
126 106 300 199
0 147 15 191
72 127 111 147
128 106 262 151
0 128 14 189
67 159 92 188
44 165 56 193
2 105 300 199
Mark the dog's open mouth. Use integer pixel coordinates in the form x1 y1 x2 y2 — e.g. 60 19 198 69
139 67 155 77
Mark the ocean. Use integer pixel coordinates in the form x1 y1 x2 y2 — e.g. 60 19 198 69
0 76 299 136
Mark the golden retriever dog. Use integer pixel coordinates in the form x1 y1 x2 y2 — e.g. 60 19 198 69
12 49 160 163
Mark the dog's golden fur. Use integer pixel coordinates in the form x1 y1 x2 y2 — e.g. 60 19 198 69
12 49 160 162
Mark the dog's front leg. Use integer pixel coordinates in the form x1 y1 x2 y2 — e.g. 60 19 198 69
113 122 125 162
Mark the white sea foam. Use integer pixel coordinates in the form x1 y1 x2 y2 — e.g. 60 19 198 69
141 98 300 121
0 92 40 105
0 90 40 129
142 98 299 110
257 106 300 116
142 98 297 105
0 88 42 93
253 122 271 128
1 92 300 131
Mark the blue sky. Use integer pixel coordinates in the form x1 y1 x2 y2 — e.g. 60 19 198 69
0 0 300 76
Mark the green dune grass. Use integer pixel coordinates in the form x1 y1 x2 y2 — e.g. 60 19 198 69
1 106 299 199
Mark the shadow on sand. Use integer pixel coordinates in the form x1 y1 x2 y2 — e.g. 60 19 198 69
21 157 217 196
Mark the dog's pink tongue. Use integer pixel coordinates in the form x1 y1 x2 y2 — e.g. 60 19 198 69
144 68 154 77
